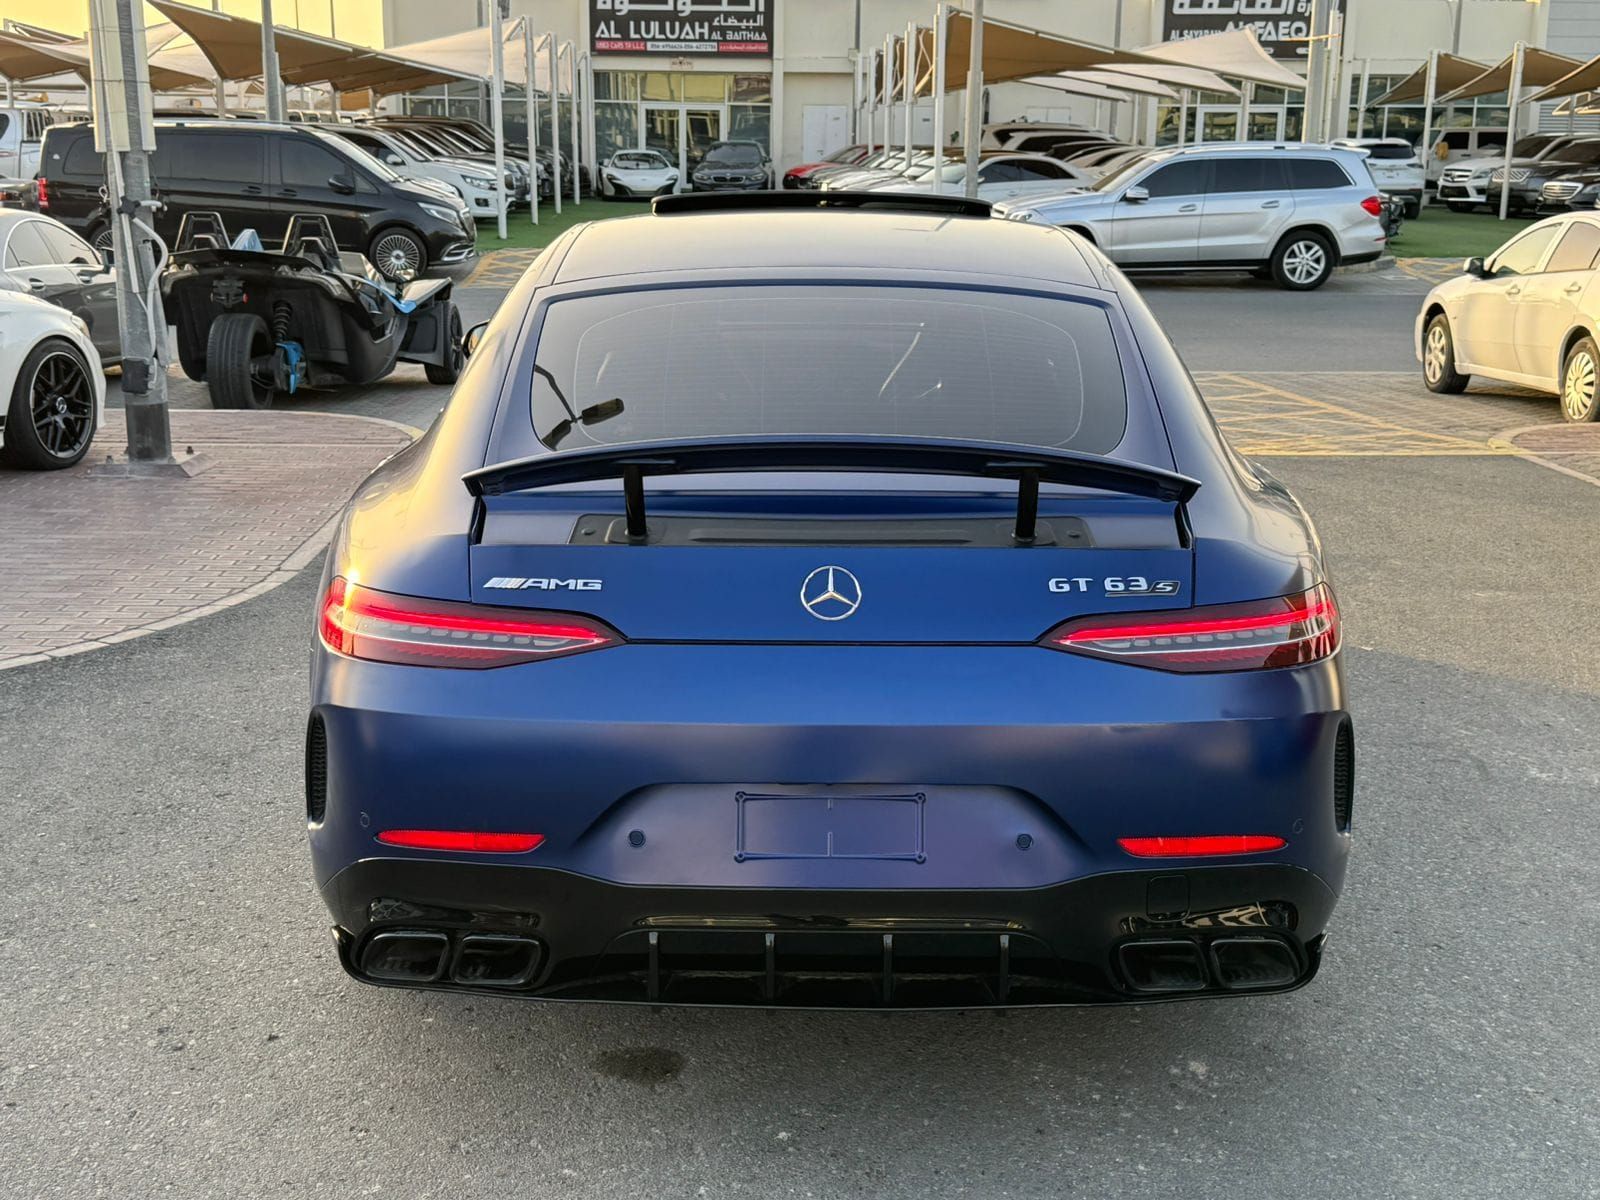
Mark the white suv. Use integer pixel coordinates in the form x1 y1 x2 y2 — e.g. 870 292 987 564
1332 138 1423 217
994 143 1387 290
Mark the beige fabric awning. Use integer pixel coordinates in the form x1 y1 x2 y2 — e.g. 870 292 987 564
381 22 571 94
925 12 1170 95
1530 56 1600 104
1135 29 1305 91
1370 54 1486 107
1023 71 1180 101
0 29 209 90
147 0 479 95
1437 48 1583 103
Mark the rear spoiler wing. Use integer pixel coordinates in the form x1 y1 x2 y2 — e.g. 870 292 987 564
463 435 1199 547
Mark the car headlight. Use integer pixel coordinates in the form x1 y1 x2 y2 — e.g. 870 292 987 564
460 174 494 190
420 202 461 223
1006 210 1036 222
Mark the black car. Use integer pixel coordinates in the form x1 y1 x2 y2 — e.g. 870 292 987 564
1539 165 1600 212
36 120 475 281
689 140 772 191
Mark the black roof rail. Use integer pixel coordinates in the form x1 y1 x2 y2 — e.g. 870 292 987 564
650 190 993 218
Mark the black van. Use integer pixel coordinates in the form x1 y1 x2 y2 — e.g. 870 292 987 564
36 120 475 281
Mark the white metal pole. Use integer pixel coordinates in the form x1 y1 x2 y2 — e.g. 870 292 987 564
1418 49 1438 209
882 33 894 159
489 8 507 240
1357 57 1370 137
932 3 946 192
1237 80 1250 141
903 20 915 162
1324 11 1344 140
1499 41 1523 220
1178 88 1188 146
565 42 579 204
549 35 562 214
851 49 861 144
963 0 983 199
534 24 547 225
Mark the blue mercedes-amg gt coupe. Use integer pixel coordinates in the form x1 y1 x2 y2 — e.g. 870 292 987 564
307 191 1352 1008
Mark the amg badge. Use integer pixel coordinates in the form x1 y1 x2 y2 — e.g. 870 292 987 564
483 577 603 591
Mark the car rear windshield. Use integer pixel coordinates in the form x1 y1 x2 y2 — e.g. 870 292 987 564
1365 144 1414 160
528 286 1128 454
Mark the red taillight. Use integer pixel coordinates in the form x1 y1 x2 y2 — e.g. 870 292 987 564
319 577 620 668
1360 195 1383 217
377 829 545 853
1118 835 1286 858
36 177 48 211
1042 584 1339 673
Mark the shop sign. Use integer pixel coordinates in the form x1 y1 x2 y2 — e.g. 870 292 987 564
1162 0 1347 61
592 0 771 57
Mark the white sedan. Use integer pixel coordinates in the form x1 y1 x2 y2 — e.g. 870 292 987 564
599 149 680 199
1418 211 1600 421
0 290 105 469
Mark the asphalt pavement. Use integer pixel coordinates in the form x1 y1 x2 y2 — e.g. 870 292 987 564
5 266 1599 1198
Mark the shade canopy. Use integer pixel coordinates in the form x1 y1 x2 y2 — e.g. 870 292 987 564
1530 56 1600 103
0 28 209 90
147 0 480 96
385 21 570 94
1136 28 1305 90
1437 48 1583 103
1369 54 1487 107
1083 62 1238 97
1023 71 1180 102
924 12 1170 96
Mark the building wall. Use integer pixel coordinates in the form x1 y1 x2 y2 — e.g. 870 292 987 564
384 0 1577 170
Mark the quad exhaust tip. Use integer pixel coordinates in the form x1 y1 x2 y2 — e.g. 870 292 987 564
356 930 543 988
1118 935 1300 994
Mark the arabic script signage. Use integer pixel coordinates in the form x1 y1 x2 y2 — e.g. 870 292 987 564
1162 0 1346 61
591 0 771 57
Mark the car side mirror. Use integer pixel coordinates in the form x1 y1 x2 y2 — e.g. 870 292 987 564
462 320 489 359
1123 185 1149 204
328 175 356 195
1464 256 1488 278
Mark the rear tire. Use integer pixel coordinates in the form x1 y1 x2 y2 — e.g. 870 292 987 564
1422 314 1469 394
1402 198 1421 220
1270 231 1335 290
0 338 97 470
206 313 275 410
424 302 464 386
1560 336 1600 422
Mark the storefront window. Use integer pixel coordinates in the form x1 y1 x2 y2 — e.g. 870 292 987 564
641 73 680 102
595 102 640 160
731 75 771 103
593 73 639 102
728 104 769 146
682 74 728 103
592 70 774 161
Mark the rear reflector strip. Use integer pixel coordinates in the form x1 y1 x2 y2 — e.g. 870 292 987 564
377 829 546 853
1118 835 1286 858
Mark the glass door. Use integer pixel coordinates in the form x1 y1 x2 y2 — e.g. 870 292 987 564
1199 109 1238 143
642 103 725 187
1247 108 1285 141
1199 106 1285 143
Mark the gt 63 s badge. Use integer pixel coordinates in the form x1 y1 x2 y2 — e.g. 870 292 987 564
1049 577 1182 596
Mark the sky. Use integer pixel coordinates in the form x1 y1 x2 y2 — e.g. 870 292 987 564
2 0 385 47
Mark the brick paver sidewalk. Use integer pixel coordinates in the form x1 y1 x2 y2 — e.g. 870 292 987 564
0 409 413 669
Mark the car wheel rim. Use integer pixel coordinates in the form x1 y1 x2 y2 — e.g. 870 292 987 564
1563 349 1596 419
29 350 94 459
374 234 421 281
1284 240 1326 284
92 228 113 252
1424 325 1447 383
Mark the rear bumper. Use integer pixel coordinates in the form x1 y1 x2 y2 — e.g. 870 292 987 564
1339 249 1383 266
307 642 1352 1007
323 858 1339 1008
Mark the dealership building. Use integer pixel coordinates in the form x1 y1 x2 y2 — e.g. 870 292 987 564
381 0 1599 171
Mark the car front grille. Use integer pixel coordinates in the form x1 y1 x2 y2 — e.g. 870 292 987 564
1441 167 1474 184
1490 168 1530 184
1542 180 1583 201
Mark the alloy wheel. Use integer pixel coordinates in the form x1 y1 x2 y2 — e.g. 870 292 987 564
1562 348 1597 421
29 350 94 460
1283 240 1327 286
1423 325 1448 384
373 233 422 281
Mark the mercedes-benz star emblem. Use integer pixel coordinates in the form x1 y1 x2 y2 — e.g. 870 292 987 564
800 565 863 622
